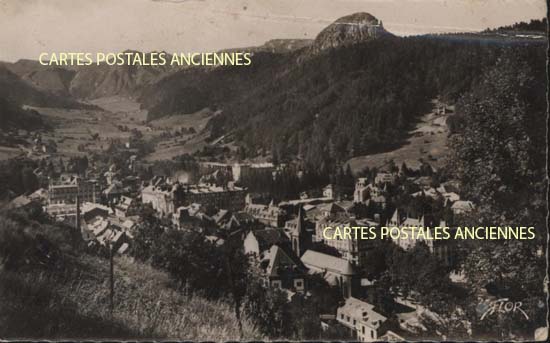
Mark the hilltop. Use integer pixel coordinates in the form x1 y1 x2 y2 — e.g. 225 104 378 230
310 12 390 53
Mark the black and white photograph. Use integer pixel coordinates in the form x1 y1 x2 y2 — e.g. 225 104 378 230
0 0 548 341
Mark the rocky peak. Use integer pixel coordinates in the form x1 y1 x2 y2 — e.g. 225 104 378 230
311 12 390 53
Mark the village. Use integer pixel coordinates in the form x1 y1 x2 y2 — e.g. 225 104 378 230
3 135 481 342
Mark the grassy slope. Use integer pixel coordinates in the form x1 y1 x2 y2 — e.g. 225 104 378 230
347 101 452 173
0 219 261 340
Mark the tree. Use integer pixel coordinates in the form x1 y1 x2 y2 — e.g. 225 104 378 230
242 276 290 338
130 205 164 262
450 52 546 229
447 52 547 339
21 167 38 193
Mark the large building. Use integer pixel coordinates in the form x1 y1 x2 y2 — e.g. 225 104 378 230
175 183 246 212
232 162 275 182
315 216 378 267
141 183 176 217
48 174 100 205
387 209 455 265
244 200 286 227
198 162 233 175
198 161 277 182
142 179 247 216
301 250 357 298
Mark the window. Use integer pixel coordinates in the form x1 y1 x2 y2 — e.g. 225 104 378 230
353 319 356 326
347 316 350 322
362 326 365 334
341 314 344 320
370 330 374 339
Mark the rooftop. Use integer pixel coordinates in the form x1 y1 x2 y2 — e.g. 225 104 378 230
301 250 355 275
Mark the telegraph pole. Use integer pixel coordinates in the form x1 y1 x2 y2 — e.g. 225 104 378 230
75 193 81 231
109 242 114 316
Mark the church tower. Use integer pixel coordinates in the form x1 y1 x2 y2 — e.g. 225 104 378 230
291 206 310 257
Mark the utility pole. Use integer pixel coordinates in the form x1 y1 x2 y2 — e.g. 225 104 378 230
109 242 114 317
75 193 81 232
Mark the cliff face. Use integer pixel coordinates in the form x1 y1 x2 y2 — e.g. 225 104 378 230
311 12 390 53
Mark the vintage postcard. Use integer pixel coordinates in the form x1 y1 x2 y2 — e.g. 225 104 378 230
0 0 548 341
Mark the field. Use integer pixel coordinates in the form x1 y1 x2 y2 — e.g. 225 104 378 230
0 96 218 161
145 108 218 161
347 101 453 173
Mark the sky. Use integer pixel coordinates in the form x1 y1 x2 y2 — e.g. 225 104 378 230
0 0 547 62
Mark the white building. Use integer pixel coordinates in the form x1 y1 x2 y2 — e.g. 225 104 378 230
336 297 387 342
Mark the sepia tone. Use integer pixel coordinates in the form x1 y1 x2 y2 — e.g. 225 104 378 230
0 0 548 341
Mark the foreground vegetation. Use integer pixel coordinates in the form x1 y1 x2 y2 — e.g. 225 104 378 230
0 208 262 340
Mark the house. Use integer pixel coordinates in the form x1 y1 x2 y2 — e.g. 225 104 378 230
244 200 286 227
336 297 388 342
353 178 369 203
28 188 48 204
244 227 289 257
103 182 124 202
412 186 460 204
378 330 405 341
370 195 387 209
335 200 356 214
104 169 118 185
354 179 384 203
114 196 138 218
451 200 475 215
316 202 347 219
374 172 396 185
301 250 357 298
411 187 440 199
212 209 232 226
81 202 111 222
141 182 176 217
323 184 340 200
173 204 215 232
82 214 132 254
442 192 460 205
222 212 259 234
5 195 32 210
121 219 136 237
255 245 307 293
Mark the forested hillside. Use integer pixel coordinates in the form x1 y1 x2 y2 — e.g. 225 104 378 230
141 34 546 170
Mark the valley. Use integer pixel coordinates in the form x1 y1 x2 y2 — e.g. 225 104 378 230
0 95 218 162
0 9 547 342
